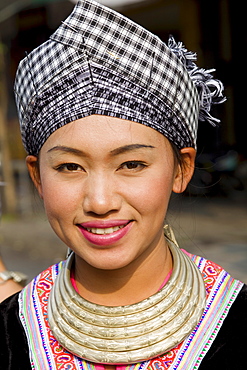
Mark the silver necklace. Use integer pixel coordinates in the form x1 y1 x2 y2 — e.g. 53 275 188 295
48 230 206 364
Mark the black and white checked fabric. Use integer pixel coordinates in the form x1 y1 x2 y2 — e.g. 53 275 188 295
14 0 199 155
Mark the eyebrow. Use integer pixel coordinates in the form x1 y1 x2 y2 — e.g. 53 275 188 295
47 146 85 155
110 144 155 156
47 144 155 156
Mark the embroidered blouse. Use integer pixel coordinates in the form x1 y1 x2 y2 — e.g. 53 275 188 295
0 250 247 369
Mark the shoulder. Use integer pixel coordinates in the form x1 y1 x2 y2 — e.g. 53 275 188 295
182 250 247 368
0 292 32 369
0 261 63 369
200 284 247 369
0 290 19 310
0 291 22 326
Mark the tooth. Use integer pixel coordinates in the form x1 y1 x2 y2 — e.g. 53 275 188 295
96 228 105 235
107 227 114 234
85 225 125 234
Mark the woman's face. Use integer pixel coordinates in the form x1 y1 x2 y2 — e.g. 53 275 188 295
27 115 194 271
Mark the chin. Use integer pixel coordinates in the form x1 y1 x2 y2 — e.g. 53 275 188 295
76 250 135 272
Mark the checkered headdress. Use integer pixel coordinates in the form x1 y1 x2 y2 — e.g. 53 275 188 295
14 0 225 155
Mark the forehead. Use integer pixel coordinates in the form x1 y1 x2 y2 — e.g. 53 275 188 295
40 115 170 153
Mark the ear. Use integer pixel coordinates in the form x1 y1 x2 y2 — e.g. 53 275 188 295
26 155 43 199
172 147 196 194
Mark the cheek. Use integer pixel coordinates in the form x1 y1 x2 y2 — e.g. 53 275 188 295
40 177 80 219
127 171 174 216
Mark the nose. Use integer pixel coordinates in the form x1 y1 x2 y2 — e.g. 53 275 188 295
82 172 122 216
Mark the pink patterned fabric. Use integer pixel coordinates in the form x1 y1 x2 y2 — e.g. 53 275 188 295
18 251 243 369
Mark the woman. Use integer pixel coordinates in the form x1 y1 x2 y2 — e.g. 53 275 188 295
1 0 246 369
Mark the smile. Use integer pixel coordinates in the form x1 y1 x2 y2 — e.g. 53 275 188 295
84 225 125 235
77 221 133 246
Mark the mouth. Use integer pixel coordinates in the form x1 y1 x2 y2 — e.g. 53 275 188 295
77 221 133 246
82 224 126 235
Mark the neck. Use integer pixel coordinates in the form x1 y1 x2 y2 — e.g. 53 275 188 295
74 239 172 306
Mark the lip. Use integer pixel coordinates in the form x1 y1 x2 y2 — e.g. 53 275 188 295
77 220 133 246
80 220 130 228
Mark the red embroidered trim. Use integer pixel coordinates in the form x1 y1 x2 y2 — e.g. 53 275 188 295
30 253 223 369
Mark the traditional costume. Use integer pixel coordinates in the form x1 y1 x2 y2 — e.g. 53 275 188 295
1 0 245 369
1 243 246 369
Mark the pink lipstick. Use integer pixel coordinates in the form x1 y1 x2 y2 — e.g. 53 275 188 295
77 220 133 246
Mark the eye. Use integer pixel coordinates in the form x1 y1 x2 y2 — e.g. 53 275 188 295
55 163 84 172
118 161 147 171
